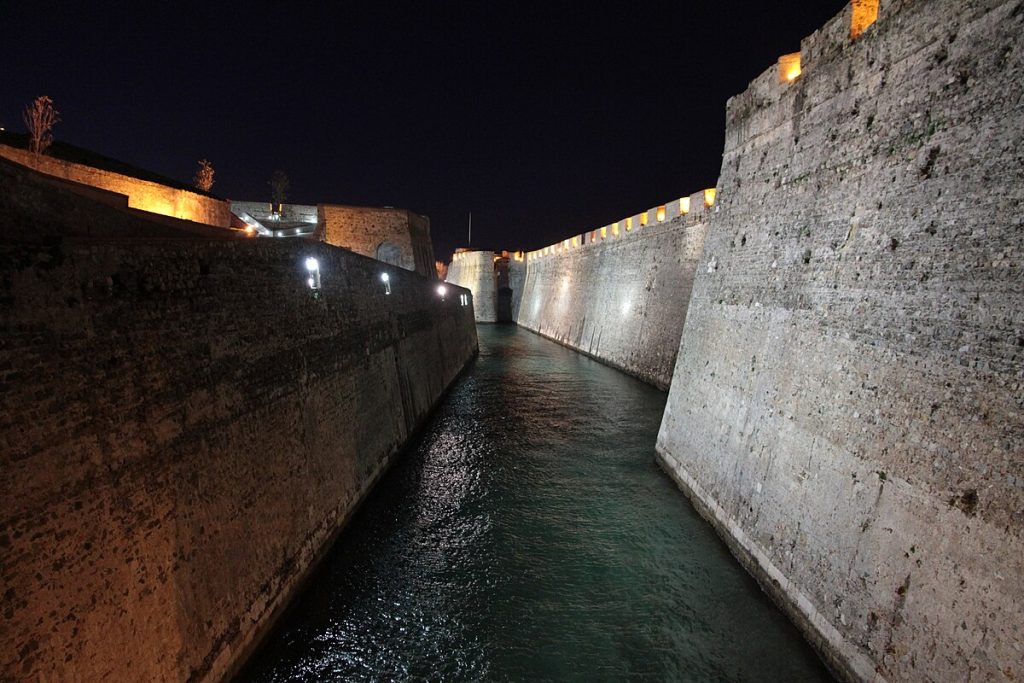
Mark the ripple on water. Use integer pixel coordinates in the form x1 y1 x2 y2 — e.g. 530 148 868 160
241 326 834 682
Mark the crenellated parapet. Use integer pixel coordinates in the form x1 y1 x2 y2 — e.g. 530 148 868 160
525 188 716 262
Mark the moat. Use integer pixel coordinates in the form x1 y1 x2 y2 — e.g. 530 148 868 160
241 326 831 681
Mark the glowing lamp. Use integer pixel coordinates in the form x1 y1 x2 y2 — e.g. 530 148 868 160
381 272 389 282
437 285 447 297
850 0 879 39
680 197 690 214
657 205 666 222
704 188 717 207
305 257 319 272
779 52 801 83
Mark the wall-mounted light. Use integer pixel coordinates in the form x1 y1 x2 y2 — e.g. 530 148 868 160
305 257 321 293
381 272 391 295
437 284 447 299
778 52 801 83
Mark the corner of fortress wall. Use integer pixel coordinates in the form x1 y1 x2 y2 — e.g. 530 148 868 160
657 1 1024 681
447 250 500 322
0 163 479 682
515 190 714 389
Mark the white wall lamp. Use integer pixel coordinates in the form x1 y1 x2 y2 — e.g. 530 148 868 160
437 284 447 300
381 272 392 295
305 257 321 296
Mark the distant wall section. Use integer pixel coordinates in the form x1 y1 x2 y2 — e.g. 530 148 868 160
0 142 232 227
447 250 498 322
516 192 711 389
318 204 435 278
656 1 1023 680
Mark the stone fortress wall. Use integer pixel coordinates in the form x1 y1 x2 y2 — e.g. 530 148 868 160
0 141 233 228
231 201 436 278
318 204 436 278
515 190 714 389
656 0 1023 680
447 250 500 322
0 157 478 683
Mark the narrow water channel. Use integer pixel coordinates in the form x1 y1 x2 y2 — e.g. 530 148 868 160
241 326 832 681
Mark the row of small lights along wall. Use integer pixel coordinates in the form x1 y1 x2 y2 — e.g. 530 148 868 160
304 257 468 307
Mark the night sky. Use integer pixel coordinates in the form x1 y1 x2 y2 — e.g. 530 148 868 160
2 1 846 260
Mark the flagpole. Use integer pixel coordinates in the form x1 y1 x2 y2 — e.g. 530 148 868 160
468 211 472 246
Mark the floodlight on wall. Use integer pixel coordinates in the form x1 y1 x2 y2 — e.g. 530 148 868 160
778 52 801 83
437 285 447 299
381 272 391 295
305 257 321 292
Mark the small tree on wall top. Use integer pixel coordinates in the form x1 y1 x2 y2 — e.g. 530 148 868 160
435 260 448 280
23 96 60 155
193 159 215 192
268 170 289 213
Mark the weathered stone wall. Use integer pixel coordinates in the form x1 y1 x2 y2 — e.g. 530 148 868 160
656 1 1023 680
318 204 435 278
508 256 526 321
0 142 233 228
0 165 478 682
447 250 498 322
516 194 710 389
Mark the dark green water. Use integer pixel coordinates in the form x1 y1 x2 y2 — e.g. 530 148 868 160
241 326 832 682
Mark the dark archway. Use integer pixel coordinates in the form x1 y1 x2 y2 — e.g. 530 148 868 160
496 286 513 322
376 241 402 267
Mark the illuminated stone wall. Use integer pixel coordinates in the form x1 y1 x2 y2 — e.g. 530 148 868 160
446 250 498 322
508 256 526 321
0 160 478 682
657 1 1023 680
515 192 711 389
318 204 435 278
0 142 232 227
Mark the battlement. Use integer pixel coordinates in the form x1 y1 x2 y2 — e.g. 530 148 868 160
526 0 887 264
525 187 716 261
725 0 883 152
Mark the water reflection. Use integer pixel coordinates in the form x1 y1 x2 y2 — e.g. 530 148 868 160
240 326 832 682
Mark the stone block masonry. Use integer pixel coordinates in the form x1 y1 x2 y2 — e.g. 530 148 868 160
0 162 478 682
447 250 499 322
0 141 233 228
516 192 711 389
318 204 436 278
657 0 1023 680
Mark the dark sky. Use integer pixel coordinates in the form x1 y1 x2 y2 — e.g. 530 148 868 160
2 1 846 260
